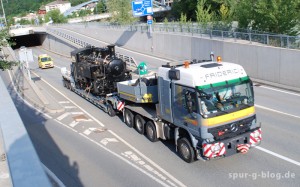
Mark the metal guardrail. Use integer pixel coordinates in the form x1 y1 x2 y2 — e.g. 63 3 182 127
91 23 300 50
116 52 137 69
47 28 138 69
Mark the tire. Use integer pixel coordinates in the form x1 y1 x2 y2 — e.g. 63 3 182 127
135 115 145 134
124 109 134 128
145 121 158 142
107 103 116 117
177 137 195 163
63 79 67 88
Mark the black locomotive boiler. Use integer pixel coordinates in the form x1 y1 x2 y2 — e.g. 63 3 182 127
70 45 132 96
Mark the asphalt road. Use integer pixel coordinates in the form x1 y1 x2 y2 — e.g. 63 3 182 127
4 28 300 186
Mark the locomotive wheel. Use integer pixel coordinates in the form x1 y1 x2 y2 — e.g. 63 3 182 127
124 109 134 128
177 137 195 163
145 121 158 142
135 115 145 134
107 104 116 117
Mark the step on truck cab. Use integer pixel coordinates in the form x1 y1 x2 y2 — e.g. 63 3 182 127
118 58 262 162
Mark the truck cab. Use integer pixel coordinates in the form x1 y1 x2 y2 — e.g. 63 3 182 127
157 60 261 162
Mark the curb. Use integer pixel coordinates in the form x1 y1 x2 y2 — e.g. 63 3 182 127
4 47 65 114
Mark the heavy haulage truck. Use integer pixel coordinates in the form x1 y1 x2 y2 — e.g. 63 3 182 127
61 45 262 163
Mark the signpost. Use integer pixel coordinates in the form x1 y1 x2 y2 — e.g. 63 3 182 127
132 0 154 47
19 47 34 80
132 0 153 17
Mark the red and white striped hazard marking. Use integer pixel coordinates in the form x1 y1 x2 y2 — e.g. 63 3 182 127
250 128 262 146
117 101 125 111
237 144 250 154
203 142 226 158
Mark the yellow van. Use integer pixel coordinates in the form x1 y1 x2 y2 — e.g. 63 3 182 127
38 54 54 69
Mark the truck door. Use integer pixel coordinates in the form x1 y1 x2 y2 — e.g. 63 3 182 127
172 84 199 135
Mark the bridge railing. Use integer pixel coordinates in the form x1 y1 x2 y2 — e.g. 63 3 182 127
82 22 300 50
47 28 138 69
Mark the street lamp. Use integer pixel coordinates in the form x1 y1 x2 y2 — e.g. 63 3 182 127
0 0 7 27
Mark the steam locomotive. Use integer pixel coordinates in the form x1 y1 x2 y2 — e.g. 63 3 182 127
70 45 132 96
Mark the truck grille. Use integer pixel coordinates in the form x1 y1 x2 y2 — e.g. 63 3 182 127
208 115 256 140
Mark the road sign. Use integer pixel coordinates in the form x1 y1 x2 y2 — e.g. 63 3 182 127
19 48 34 63
147 20 152 25
132 0 153 17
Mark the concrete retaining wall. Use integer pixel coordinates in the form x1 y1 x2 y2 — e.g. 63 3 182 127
49 25 300 89
41 34 77 57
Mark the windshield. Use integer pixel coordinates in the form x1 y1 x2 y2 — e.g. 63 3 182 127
197 77 254 118
41 57 51 62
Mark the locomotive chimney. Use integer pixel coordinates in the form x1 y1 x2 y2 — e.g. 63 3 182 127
107 45 115 58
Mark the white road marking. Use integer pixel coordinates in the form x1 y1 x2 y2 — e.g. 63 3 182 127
35 73 185 186
64 106 77 109
41 163 66 187
54 65 62 69
75 118 92 122
8 70 52 119
100 138 119 145
69 121 79 127
109 130 186 187
54 119 78 133
32 65 300 183
32 71 105 127
71 112 84 115
59 101 70 104
255 104 300 119
259 85 300 96
83 128 97 135
57 112 70 121
122 151 176 187
56 112 84 121
256 146 300 167
78 133 173 187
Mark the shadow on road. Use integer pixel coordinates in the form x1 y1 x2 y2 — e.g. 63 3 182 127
2 72 84 187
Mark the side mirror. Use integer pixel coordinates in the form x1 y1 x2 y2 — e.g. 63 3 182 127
187 101 193 113
186 92 193 113
169 68 180 80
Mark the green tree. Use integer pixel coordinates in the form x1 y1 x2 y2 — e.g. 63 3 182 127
171 0 198 21
235 0 300 35
95 0 106 14
45 9 67 24
0 28 17 71
195 0 214 26
18 19 31 25
107 0 137 24
78 9 92 17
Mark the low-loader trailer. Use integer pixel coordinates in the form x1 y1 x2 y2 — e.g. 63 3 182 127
62 47 262 163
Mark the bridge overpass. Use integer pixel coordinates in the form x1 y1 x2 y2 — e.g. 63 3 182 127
65 0 172 23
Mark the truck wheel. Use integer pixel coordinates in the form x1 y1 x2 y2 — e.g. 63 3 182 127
145 121 158 142
177 137 195 163
124 109 134 128
135 115 145 134
107 104 116 117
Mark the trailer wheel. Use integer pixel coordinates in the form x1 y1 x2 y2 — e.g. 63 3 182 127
124 109 134 128
145 121 158 142
107 104 116 117
135 115 145 134
63 79 67 87
177 137 195 163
